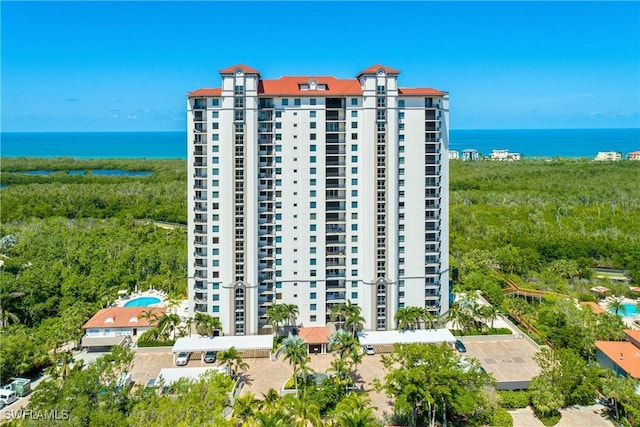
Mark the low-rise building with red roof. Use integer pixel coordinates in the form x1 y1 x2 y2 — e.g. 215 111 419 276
595 330 640 379
81 306 166 350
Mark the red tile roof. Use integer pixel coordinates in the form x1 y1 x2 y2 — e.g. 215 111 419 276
298 327 331 344
357 64 401 76
188 88 221 97
83 307 166 329
595 340 640 379
580 301 608 314
399 88 447 96
625 329 640 342
219 64 260 75
260 76 362 96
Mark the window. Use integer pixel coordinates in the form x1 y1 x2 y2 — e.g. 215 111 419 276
310 144 316 152
310 292 317 299
212 168 219 175
377 85 385 95
310 190 316 197
310 224 316 231
351 110 358 118
398 100 405 108
352 167 358 174
275 144 282 152
310 167 316 174
310 111 316 118
234 85 244 95
310 133 316 140
310 304 317 311
310 156 316 163
351 224 358 231
310 98 317 105
310 122 316 129
351 258 358 265
310 179 316 185
275 122 282 129
212 306 219 313
294 98 301 106
351 122 358 129
351 133 358 140
351 270 358 275
351 156 358 163
310 281 317 288
351 98 358 106
351 190 358 197
310 315 317 322
352 178 358 185
310 236 316 242
351 247 358 254
351 292 358 299
310 258 317 265
212 134 219 141
399 135 405 141
352 201 358 208
310 247 316 254
310 202 316 208
212 111 219 118
275 134 282 140
275 111 282 118
310 270 317 277
310 213 316 219
282 99 289 106
351 144 358 151
212 123 219 130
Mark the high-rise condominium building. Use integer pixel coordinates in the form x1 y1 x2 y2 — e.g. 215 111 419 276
187 64 449 336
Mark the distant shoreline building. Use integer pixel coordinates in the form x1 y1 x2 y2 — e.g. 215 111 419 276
461 149 480 161
449 150 459 160
627 151 640 160
489 149 521 161
595 151 622 161
186 64 450 335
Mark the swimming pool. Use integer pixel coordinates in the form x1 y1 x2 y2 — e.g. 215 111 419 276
608 302 639 318
124 296 161 307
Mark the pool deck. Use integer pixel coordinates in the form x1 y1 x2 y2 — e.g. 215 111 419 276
115 290 168 308
598 296 640 329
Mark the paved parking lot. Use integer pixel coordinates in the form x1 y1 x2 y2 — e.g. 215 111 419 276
130 349 394 416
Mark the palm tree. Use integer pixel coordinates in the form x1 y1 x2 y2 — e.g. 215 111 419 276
282 304 299 336
334 393 377 427
183 317 194 337
348 344 364 380
328 356 349 381
328 329 356 360
282 336 309 394
218 346 247 377
233 392 259 426
447 301 466 333
194 313 223 336
253 410 294 427
607 299 626 316
284 392 322 427
266 304 287 337
165 295 181 315
261 389 283 412
139 309 159 326
481 305 499 330
343 302 365 337
157 313 181 340
421 308 440 330
329 304 347 330
394 307 413 331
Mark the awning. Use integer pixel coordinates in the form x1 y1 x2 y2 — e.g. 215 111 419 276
81 335 126 347
172 335 273 353
590 286 611 294
629 286 640 293
357 329 457 346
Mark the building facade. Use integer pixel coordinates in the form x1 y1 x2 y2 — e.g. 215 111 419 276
187 64 450 335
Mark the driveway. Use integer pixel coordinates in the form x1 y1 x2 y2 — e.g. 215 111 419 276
510 404 613 427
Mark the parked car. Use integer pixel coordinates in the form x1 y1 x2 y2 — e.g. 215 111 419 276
175 352 190 366
454 340 467 353
363 345 375 355
204 351 217 363
0 389 18 407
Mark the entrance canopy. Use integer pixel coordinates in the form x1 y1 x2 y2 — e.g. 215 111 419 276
172 335 273 354
357 329 456 346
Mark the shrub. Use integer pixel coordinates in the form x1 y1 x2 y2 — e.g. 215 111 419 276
137 339 175 347
492 407 514 427
498 390 530 409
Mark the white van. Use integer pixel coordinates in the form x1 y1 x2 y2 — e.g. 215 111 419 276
0 389 17 407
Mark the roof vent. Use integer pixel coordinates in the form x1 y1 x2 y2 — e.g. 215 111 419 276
619 352 624 360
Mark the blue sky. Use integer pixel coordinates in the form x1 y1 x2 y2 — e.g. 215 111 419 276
2 1 639 131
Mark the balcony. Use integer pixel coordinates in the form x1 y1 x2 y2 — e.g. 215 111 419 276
326 111 345 121
326 235 345 245
326 225 345 234
325 158 345 166
326 167 345 178
326 248 345 256
194 169 207 178
326 123 345 133
326 179 345 189
326 213 345 223
194 293 208 304
194 304 208 313
194 237 207 247
326 201 345 212
326 190 345 200
194 149 207 156
194 160 207 167
326 98 345 109
193 135 206 145
193 113 205 122
326 279 346 289
193 214 207 223
194 124 207 133
326 258 345 266
194 203 207 212
327 292 346 301
193 101 206 110
258 124 273 133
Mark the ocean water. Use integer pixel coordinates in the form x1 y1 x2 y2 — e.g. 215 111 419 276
1 129 639 159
